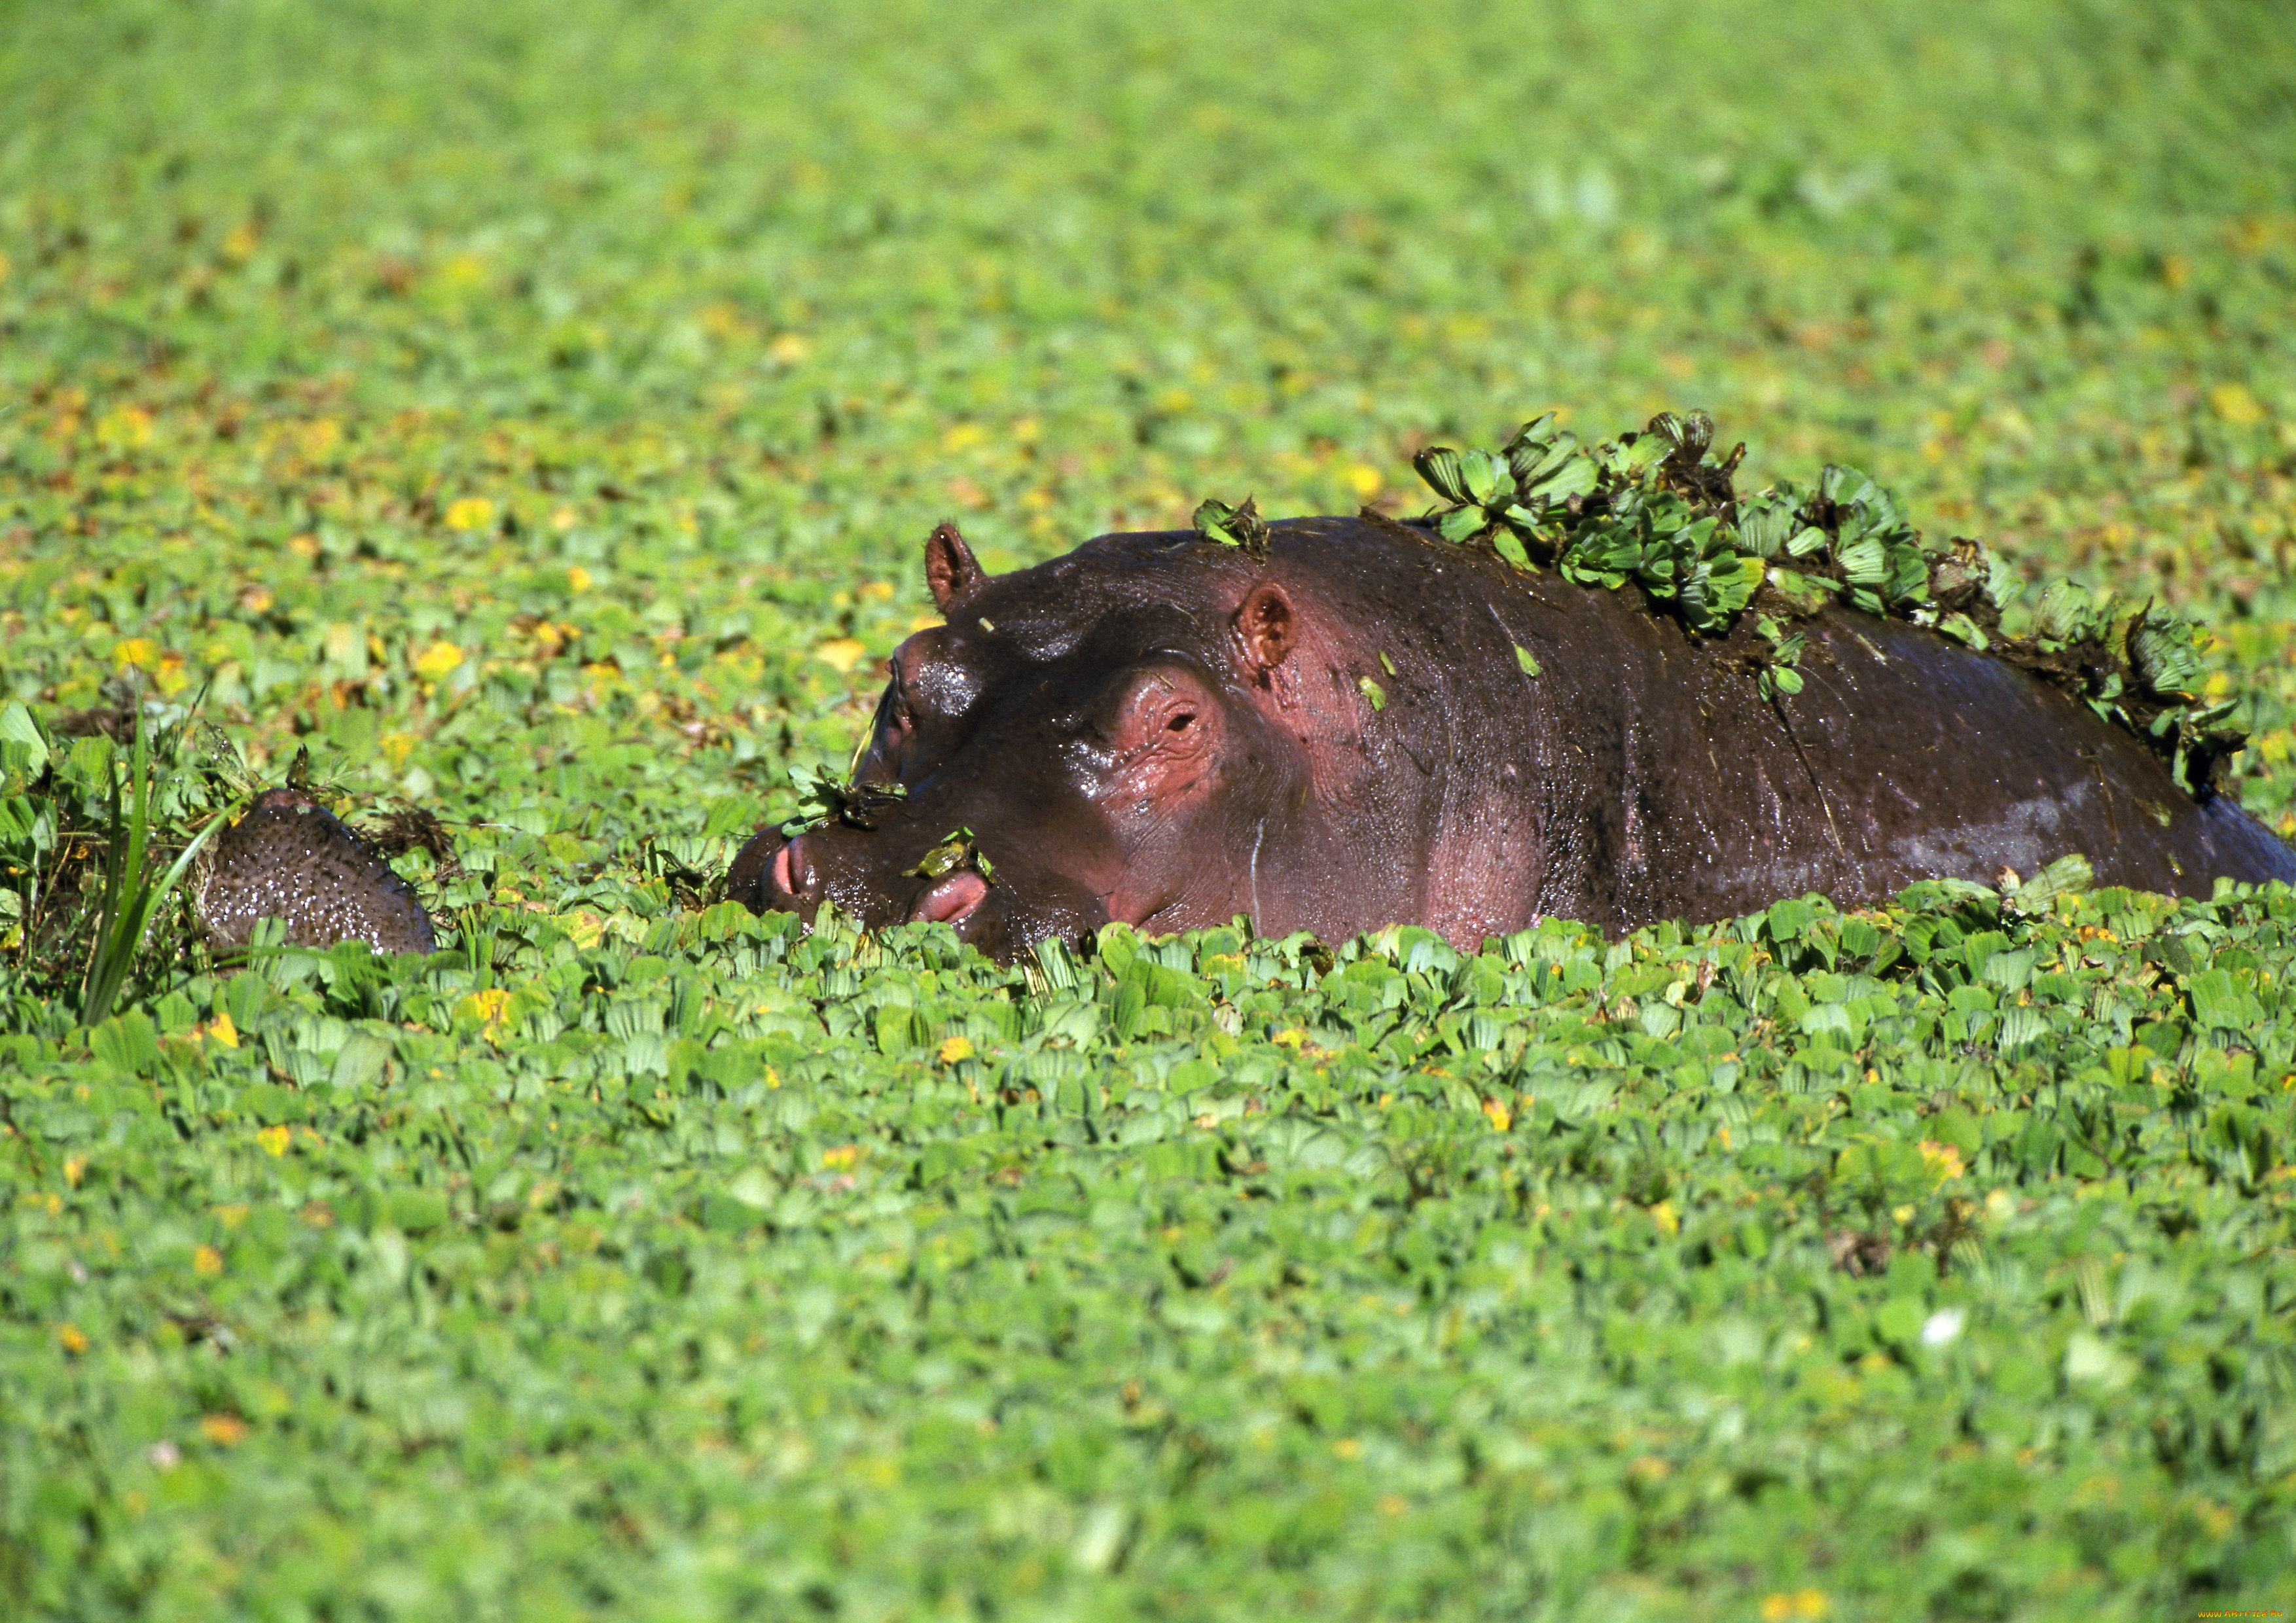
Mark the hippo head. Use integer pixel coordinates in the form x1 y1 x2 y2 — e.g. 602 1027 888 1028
727 520 1364 961
198 787 439 955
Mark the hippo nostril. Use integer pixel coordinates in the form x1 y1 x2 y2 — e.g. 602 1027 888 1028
911 870 988 927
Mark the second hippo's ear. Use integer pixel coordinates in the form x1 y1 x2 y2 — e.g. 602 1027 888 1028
925 521 986 613
1234 580 1296 675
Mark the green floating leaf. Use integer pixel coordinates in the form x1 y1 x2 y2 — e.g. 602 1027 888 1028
1937 611 1989 651
0 701 49 779
1837 534 1888 587
782 761 846 836
908 827 981 880
1193 495 1270 558
1460 448 1510 506
1437 506 1486 543
2035 580 2094 643
1882 543 1930 605
1735 491 1799 558
1513 644 1541 677
1414 446 1470 505
1768 569 1837 615
1539 454 1602 502
2129 606 2204 699
2005 852 2094 915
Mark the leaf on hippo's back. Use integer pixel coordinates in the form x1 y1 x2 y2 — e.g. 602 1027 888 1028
1767 569 1836 615
1836 534 1888 587
2035 580 2094 644
1642 492 1693 537
1357 675 1386 712
1507 424 1577 486
1936 611 1989 651
1378 650 1397 676
1882 543 1930 605
1459 448 1510 506
1437 506 1486 543
1192 495 1268 558
1535 454 1602 503
1412 446 1471 505
1503 411 1560 459
1676 556 1753 633
1734 490 1799 558
1816 462 1871 506
1754 614 1806 669
1596 431 1664 481
2129 607 2204 698
1513 645 1541 677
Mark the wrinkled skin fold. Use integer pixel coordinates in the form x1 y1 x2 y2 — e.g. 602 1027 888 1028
728 516 2296 961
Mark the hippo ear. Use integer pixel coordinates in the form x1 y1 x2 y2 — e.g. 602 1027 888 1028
1234 580 1296 675
925 521 986 613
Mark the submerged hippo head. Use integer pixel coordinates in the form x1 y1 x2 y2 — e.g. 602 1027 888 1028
198 788 439 955
728 520 1425 961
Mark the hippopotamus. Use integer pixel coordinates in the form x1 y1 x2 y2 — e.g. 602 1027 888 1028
196 788 438 954
726 515 2296 961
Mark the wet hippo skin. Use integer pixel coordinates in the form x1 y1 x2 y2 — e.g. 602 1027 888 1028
730 516 2296 961
197 788 438 955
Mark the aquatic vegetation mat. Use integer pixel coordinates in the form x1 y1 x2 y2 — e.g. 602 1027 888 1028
1408 408 2248 791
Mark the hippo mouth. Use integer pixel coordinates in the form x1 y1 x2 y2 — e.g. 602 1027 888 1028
751 832 988 931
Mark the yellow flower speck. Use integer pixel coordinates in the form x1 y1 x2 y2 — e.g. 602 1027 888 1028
444 496 496 532
200 1414 248 1447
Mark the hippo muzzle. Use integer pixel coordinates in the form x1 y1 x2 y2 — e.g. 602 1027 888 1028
728 824 1109 961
